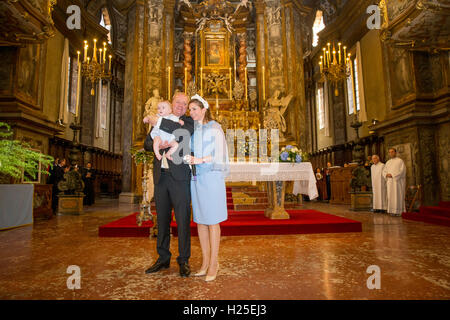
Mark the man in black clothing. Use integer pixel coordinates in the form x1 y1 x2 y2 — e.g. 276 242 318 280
82 162 96 205
51 158 66 213
143 92 194 278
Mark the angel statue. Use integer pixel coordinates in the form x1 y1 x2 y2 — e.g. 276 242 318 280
263 90 294 139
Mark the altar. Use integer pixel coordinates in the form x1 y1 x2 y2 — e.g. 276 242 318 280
226 162 318 219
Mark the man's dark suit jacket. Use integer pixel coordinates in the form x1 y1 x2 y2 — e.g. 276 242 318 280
144 115 194 185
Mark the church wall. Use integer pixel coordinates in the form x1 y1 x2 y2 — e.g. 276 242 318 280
42 30 65 124
437 122 450 202
346 30 387 142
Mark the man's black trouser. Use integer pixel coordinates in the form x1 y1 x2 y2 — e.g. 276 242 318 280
154 171 191 265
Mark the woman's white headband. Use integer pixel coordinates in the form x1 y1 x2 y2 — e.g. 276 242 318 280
191 94 209 109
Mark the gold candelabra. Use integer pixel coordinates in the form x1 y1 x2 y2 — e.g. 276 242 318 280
81 39 112 95
319 42 350 96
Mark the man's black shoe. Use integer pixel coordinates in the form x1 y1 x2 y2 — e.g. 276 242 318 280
179 263 191 277
145 260 170 274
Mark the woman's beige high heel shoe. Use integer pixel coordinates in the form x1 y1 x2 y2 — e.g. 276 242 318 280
194 268 208 277
205 263 219 282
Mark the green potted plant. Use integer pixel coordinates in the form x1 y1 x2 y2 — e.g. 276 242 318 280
0 122 54 229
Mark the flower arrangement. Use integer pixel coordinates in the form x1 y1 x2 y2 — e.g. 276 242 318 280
130 147 154 165
279 145 309 163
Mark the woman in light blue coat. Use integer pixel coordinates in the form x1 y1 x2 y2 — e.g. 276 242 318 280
185 94 229 282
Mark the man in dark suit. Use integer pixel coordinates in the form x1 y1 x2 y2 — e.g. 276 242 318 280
143 92 194 277
82 162 96 205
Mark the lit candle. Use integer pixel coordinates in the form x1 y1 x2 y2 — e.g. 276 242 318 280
103 47 107 64
327 43 331 62
99 48 102 64
200 67 203 96
84 41 88 62
229 67 232 100
338 43 341 64
319 61 322 73
87 57 90 64
184 67 187 94
333 50 336 65
322 48 326 67
326 51 329 67
93 39 97 62
245 67 248 101
75 51 81 118
108 55 112 72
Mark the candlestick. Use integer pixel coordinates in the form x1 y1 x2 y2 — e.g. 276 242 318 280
229 67 232 100
75 51 81 119
245 67 248 101
184 67 187 94
93 39 97 62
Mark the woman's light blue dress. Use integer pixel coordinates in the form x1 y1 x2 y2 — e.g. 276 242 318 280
190 120 230 225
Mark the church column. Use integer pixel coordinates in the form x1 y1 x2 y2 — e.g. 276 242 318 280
255 0 267 111
238 33 247 91
119 1 147 203
183 32 194 93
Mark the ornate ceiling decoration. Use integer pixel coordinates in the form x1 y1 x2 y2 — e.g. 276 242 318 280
0 0 57 46
381 0 450 51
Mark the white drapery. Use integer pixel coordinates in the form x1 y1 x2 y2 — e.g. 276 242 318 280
59 38 69 124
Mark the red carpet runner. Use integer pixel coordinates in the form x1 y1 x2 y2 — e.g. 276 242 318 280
98 209 362 237
402 201 450 227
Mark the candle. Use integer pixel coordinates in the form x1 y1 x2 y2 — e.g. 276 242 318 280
168 66 171 99
262 66 265 101
229 67 232 100
103 47 107 63
184 67 187 94
84 41 88 62
319 61 322 73
200 67 203 96
108 55 112 72
333 49 336 65
99 48 102 64
75 51 81 118
93 39 97 62
245 67 248 101
326 51 329 67
338 43 341 64
327 43 331 62
322 48 326 67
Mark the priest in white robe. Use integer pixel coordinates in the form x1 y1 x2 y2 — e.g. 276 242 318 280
370 155 387 212
382 148 406 216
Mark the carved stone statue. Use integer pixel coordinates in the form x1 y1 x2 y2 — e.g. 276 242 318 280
264 90 294 139
143 88 163 132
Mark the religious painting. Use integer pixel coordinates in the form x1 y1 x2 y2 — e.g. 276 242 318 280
206 38 225 66
17 44 40 105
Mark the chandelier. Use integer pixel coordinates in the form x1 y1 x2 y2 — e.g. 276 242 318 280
81 39 112 95
319 42 350 96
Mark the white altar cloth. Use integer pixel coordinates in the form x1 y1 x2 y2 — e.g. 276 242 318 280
225 162 318 200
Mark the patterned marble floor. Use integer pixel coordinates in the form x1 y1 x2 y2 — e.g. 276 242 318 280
0 198 449 300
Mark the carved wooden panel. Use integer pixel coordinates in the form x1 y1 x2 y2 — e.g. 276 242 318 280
329 167 353 205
